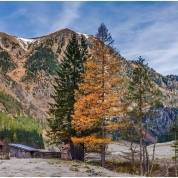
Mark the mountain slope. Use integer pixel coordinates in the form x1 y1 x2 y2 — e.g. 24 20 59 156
0 29 93 120
0 28 177 139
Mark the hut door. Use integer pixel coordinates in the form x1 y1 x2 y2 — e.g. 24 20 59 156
30 152 34 158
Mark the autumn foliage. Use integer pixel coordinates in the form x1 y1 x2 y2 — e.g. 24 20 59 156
72 39 127 164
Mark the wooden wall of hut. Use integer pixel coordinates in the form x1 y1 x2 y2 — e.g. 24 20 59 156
34 151 61 159
10 147 33 158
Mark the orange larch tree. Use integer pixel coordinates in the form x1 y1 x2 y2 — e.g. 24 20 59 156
72 39 127 167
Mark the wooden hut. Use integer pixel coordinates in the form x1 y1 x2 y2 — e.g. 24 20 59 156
9 143 39 158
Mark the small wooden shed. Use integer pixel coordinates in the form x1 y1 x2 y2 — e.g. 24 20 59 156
9 143 39 158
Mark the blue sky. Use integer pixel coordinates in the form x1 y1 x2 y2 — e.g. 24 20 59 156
0 1 178 76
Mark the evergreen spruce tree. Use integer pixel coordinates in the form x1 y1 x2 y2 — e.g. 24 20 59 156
46 34 88 159
171 115 178 176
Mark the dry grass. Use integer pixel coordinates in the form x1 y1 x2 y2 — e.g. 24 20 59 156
107 140 174 160
106 140 177 176
0 140 175 177
0 158 134 177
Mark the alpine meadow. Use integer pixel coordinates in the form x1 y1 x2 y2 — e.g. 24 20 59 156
1 19 178 177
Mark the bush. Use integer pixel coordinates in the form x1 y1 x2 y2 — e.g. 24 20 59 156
0 51 17 73
25 47 59 78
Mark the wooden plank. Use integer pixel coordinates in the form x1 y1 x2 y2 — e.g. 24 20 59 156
34 151 61 159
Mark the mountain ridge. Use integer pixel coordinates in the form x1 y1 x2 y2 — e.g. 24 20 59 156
0 28 177 140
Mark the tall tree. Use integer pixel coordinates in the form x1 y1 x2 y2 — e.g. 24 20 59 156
46 34 88 158
171 115 178 177
95 23 114 47
126 56 160 176
72 39 126 167
120 116 139 173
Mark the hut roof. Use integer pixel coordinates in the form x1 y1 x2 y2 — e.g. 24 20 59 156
9 143 39 152
0 141 5 146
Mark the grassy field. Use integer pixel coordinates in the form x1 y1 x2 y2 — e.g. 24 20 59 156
107 140 174 160
0 140 176 177
0 158 135 177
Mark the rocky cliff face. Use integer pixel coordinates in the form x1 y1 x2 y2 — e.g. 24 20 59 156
145 106 178 138
0 28 177 137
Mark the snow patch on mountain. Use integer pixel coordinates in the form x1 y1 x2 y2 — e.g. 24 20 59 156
16 37 36 51
17 38 36 44
76 32 89 39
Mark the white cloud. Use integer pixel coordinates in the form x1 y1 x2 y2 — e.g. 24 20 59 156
1 2 178 75
49 2 83 33
7 8 27 19
109 3 178 76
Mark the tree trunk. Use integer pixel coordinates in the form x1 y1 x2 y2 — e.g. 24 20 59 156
145 144 149 176
70 141 84 161
175 131 177 177
140 136 143 176
61 140 84 161
101 118 105 167
101 143 105 167
150 138 157 174
143 143 146 175
131 141 135 172
61 140 72 160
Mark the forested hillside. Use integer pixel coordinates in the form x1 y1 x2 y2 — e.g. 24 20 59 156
0 27 178 150
0 111 44 149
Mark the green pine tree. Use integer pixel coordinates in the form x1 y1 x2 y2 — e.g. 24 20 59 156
46 33 88 145
126 56 160 176
171 115 178 176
